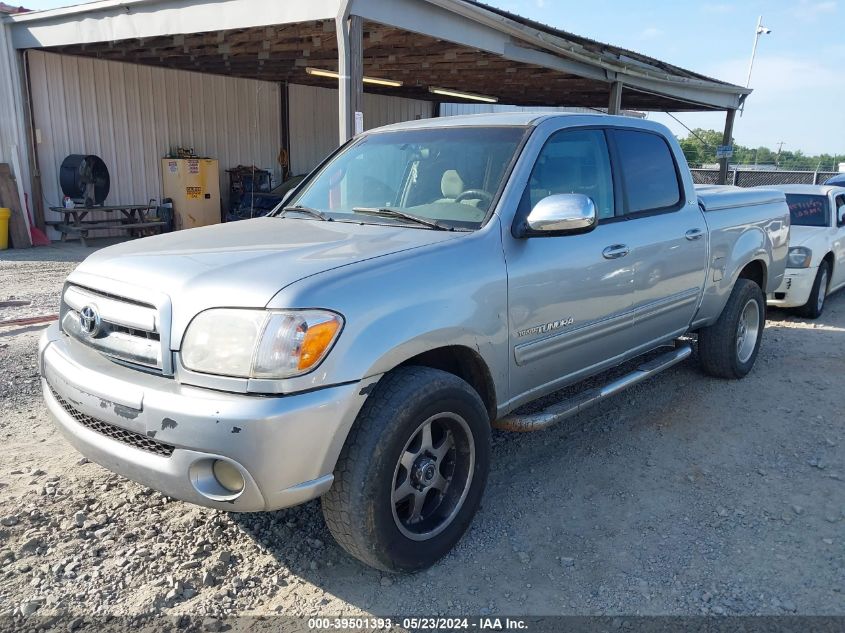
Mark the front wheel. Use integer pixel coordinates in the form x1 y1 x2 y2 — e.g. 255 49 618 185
797 261 830 319
698 279 766 379
322 366 491 572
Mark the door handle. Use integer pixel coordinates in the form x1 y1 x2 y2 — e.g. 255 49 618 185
685 228 704 241
602 244 630 259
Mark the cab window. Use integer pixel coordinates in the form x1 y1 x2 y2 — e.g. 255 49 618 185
527 129 615 220
836 195 845 227
612 129 682 215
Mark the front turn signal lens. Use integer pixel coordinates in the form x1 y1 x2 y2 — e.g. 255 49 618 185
299 319 342 370
251 310 344 378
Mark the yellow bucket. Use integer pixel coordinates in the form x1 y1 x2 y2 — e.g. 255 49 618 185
0 208 10 250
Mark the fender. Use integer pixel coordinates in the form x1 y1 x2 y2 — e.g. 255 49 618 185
268 219 510 400
693 225 771 329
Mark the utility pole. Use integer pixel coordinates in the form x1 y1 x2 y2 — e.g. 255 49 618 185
776 141 786 168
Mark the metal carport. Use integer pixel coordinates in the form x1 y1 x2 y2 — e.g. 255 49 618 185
1 0 750 240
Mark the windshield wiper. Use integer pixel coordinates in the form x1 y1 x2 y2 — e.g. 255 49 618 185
352 207 450 231
279 206 331 221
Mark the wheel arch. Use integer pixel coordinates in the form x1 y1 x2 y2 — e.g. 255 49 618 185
822 251 835 282
397 345 498 423
737 259 767 292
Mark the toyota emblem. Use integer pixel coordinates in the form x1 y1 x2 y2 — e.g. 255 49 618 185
79 305 102 337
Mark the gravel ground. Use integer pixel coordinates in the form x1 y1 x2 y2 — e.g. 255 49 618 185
1 241 843 623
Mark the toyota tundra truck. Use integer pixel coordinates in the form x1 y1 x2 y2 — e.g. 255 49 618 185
39 113 789 571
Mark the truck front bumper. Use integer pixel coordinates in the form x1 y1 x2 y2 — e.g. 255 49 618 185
767 266 817 309
39 323 374 512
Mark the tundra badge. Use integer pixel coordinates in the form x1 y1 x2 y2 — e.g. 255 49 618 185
517 317 575 338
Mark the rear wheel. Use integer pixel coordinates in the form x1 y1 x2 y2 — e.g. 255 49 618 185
698 279 766 379
797 261 830 319
322 366 490 572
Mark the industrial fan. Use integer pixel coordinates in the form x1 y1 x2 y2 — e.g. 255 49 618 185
59 154 110 207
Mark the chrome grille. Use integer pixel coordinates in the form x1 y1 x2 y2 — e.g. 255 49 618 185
49 387 174 458
61 285 166 372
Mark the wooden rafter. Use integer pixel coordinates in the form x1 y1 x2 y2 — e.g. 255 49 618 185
42 20 715 111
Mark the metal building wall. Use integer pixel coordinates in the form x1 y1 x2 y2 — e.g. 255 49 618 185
288 83 433 174
0 23 18 168
0 20 31 236
27 50 282 233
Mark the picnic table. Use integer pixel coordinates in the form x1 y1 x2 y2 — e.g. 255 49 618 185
48 203 167 247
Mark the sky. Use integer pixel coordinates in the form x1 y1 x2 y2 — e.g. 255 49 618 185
17 0 845 159
488 0 845 158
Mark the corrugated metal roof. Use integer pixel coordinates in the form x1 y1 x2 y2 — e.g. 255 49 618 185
462 0 733 86
0 3 29 14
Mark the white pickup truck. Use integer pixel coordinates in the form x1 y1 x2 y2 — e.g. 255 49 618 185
764 185 845 318
41 113 790 571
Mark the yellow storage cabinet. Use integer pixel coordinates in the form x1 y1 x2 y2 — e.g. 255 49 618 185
161 159 221 230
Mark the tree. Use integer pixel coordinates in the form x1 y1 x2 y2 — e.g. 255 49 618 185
675 129 841 171
676 128 722 166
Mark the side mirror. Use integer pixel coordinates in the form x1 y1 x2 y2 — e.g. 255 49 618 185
524 193 597 236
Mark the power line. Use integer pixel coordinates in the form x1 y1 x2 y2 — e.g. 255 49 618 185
663 111 715 149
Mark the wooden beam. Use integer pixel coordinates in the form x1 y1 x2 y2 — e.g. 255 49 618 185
718 109 736 185
20 52 45 232
0 163 31 249
280 81 291 180
0 314 58 327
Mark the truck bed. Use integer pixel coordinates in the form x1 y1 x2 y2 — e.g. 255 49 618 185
696 185 785 212
690 184 790 330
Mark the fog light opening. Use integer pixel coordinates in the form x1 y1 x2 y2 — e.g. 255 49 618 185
212 459 245 493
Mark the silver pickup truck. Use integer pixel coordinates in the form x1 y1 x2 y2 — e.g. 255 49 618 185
39 113 789 572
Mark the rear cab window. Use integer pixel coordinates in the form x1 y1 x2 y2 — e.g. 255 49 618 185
611 129 683 216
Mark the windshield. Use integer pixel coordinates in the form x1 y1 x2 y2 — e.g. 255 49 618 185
285 126 528 230
785 194 830 227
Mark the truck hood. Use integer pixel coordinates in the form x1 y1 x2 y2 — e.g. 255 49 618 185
69 217 461 336
788 225 826 248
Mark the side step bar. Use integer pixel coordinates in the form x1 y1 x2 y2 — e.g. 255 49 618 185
493 343 692 432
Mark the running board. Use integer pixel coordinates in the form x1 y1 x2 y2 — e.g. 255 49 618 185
493 343 693 432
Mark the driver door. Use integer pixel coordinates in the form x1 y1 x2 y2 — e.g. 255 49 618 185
504 128 635 402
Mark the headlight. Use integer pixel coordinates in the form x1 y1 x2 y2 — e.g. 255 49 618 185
181 309 343 379
787 246 812 269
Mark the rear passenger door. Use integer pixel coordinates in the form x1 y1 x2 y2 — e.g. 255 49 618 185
608 128 708 348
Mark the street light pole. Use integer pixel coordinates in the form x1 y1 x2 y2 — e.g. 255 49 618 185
746 16 771 89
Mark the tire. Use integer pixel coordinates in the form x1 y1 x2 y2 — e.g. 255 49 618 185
698 279 766 379
797 261 830 319
322 366 491 572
